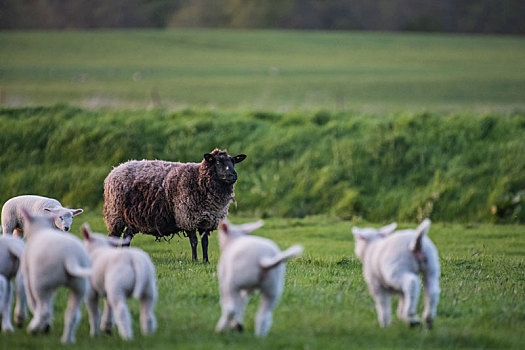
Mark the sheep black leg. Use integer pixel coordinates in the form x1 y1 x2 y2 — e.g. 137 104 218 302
188 231 198 261
201 231 209 263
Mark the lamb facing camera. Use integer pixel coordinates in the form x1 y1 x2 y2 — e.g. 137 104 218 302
352 219 440 329
216 219 303 337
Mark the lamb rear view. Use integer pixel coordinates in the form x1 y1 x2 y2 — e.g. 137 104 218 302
216 219 303 337
103 148 246 262
352 219 441 329
81 224 157 340
20 209 92 343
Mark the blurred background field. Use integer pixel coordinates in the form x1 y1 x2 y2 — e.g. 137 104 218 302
1 29 525 112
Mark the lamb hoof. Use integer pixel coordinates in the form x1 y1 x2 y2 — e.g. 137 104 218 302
104 328 112 335
16 320 24 328
409 320 422 328
43 324 51 334
425 319 434 330
235 323 244 332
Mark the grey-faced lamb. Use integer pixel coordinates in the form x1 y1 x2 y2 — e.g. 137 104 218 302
0 235 26 332
1 195 83 237
20 209 92 343
103 148 246 262
215 219 303 337
352 219 440 329
81 223 157 340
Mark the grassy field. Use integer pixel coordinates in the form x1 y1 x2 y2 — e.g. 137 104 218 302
1 106 524 223
1 29 525 112
2 212 524 349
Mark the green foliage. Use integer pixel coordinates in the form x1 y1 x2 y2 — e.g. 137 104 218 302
1 105 524 223
2 215 525 349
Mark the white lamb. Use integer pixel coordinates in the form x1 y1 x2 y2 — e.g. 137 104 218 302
1 195 83 237
216 219 303 337
0 235 26 332
20 209 92 343
81 224 157 340
352 219 440 329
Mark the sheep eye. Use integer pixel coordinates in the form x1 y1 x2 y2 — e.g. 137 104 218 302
59 216 63 220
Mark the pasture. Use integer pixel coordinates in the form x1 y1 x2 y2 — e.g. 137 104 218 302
1 30 525 111
1 29 524 349
2 212 525 349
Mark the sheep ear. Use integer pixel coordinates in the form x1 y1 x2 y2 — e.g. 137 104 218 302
379 222 397 236
81 223 91 241
44 208 54 213
204 153 215 163
71 208 83 216
240 220 263 235
233 154 246 163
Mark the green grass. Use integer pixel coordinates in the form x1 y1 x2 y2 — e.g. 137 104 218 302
2 213 525 349
1 29 525 112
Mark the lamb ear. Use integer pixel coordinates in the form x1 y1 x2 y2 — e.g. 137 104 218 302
21 208 33 223
379 222 397 236
240 220 263 235
204 153 215 163
71 208 83 216
233 154 247 163
81 223 91 241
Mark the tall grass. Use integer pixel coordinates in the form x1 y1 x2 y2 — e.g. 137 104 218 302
1 105 524 223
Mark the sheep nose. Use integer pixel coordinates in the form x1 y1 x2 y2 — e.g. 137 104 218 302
64 226 70 231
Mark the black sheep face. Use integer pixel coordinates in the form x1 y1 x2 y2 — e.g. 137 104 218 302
204 152 246 184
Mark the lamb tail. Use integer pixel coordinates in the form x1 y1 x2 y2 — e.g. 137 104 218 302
64 257 92 278
259 244 304 270
410 218 431 254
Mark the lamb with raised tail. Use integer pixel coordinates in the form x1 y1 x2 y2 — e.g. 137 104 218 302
352 219 440 329
20 209 91 344
81 223 157 340
1 195 83 237
215 219 303 337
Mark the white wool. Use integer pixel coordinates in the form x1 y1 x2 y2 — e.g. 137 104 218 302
82 224 157 340
1 195 83 237
215 219 303 337
352 219 440 329
0 235 26 332
20 209 91 344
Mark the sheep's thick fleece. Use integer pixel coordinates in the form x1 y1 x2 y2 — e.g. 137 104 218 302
103 149 245 261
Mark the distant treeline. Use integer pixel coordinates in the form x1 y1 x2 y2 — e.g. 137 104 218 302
1 0 524 34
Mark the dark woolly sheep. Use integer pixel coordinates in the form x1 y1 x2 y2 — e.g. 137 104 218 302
103 149 246 262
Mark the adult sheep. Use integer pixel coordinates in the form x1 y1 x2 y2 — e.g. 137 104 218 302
103 149 246 262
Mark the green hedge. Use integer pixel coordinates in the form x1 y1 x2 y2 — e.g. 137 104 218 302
1 105 524 223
